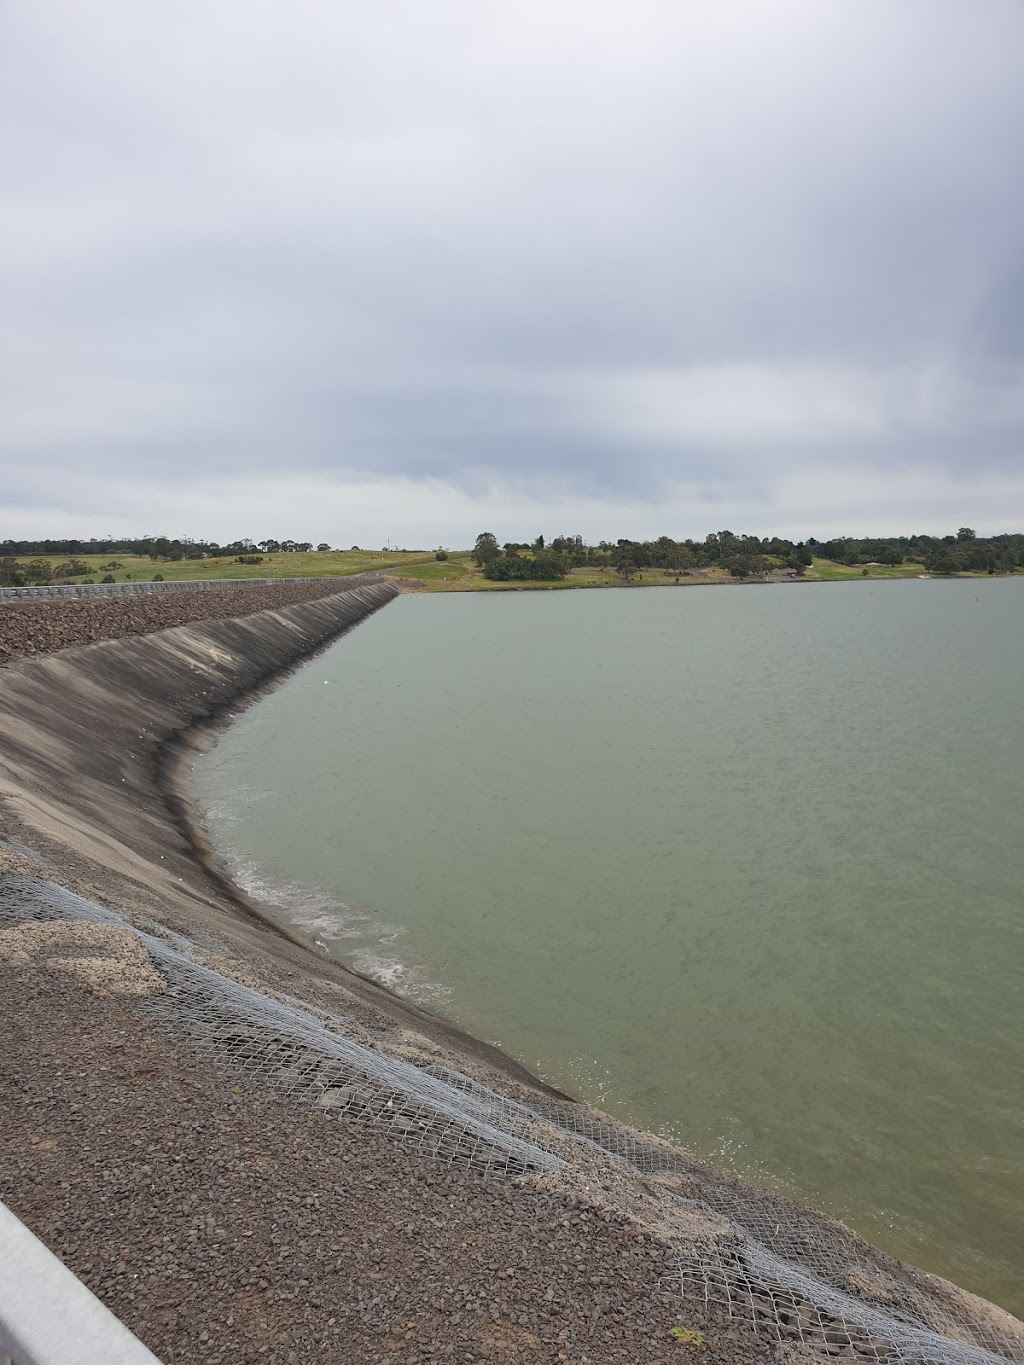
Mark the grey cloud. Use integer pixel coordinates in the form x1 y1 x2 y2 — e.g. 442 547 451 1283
3 0 1024 539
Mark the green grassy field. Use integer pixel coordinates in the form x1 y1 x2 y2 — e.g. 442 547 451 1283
803 557 928 581
17 549 469 585
11 550 1005 593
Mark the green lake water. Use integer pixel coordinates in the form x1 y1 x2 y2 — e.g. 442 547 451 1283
192 581 1024 1312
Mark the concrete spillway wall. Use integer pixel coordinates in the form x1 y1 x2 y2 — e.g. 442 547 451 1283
0 582 399 935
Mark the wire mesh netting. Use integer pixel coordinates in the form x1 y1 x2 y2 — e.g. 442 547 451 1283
0 836 44 862
669 1238 1018 1365
0 876 560 1179
424 1071 1020 1362
0 870 1018 1365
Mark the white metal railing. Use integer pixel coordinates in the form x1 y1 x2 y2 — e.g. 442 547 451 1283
0 573 381 602
0 1201 162 1364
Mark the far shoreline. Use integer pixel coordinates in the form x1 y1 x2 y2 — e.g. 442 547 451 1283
389 567 1021 593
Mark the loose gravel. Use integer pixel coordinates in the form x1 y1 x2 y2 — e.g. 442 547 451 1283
0 959 774 1365
0 580 373 665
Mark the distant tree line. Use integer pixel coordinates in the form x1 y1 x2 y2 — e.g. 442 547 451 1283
0 535 328 562
472 534 572 580
3 526 1022 589
814 527 1023 575
0 536 333 586
470 527 1024 581
473 530 814 581
0 556 95 587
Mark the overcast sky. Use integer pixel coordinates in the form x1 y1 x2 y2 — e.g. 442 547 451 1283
3 1 1023 546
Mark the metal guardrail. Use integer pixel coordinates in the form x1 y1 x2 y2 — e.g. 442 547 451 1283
0 574 380 602
0 1200 162 1364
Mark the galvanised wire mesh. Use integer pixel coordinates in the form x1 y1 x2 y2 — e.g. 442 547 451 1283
0 837 44 862
668 1238 1017 1365
142 949 561 1177
0 876 560 1179
0 875 126 929
429 1072 1020 1361
530 1099 910 1290
0 871 1018 1364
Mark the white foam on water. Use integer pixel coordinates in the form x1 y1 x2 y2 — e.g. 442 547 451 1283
205 842 451 1014
350 949 411 993
561 1053 617 1106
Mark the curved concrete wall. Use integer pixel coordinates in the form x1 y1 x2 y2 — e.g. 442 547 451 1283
0 582 398 915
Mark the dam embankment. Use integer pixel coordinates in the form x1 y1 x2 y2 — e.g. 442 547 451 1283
1 583 1022 1365
0 582 399 926
0 574 382 665
0 579 564 1071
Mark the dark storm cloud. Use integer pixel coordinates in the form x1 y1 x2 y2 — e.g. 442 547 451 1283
2 0 1024 541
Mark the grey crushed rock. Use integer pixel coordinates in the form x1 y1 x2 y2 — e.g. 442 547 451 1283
0 961 775 1365
0 580 372 665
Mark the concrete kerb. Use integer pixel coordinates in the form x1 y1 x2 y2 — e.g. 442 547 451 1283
0 1201 163 1365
